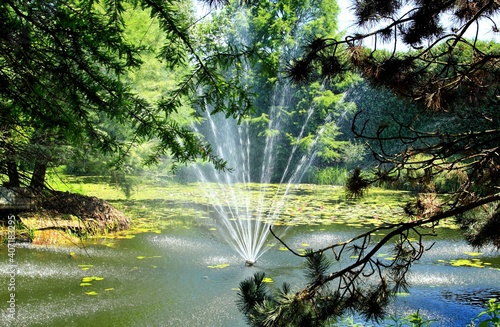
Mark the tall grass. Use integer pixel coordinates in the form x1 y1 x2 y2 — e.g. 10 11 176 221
306 166 350 185
307 161 466 194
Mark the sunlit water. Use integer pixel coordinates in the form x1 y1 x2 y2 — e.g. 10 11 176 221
1 220 499 327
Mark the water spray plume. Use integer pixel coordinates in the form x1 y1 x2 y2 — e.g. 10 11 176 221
189 81 322 265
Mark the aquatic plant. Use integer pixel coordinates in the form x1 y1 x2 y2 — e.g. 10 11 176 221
468 298 500 327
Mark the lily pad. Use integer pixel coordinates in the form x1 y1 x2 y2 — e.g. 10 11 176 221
81 276 104 283
207 263 230 269
464 251 482 256
78 264 93 271
450 258 487 268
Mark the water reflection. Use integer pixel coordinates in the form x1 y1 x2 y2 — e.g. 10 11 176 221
0 221 498 326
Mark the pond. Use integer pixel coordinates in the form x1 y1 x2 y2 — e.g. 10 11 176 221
1 183 499 326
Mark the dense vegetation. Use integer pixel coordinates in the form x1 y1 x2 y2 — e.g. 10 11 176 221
1 0 499 326
0 0 235 191
235 1 500 326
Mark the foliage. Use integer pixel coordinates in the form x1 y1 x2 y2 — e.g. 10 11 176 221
387 310 437 327
306 166 349 185
0 0 240 191
315 122 347 165
192 0 358 182
468 298 500 327
236 1 500 325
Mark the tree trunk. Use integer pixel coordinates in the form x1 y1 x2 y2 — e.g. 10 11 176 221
6 159 21 188
30 161 47 189
1 127 21 187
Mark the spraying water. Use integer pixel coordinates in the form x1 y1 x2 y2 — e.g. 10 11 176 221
189 80 323 265
184 4 341 264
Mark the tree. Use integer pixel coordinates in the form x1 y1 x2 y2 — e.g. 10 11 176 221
238 1 500 325
192 0 360 182
0 0 238 190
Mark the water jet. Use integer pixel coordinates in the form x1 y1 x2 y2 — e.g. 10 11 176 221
189 82 320 264
245 259 256 267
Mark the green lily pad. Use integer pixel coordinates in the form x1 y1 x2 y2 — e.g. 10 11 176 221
207 263 230 269
450 258 487 268
78 264 93 271
464 251 482 256
81 276 104 283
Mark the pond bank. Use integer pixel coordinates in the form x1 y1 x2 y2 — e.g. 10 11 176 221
1 190 131 245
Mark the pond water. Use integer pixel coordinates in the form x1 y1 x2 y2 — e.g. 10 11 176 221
1 185 499 326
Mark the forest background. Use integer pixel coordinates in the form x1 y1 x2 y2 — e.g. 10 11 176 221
2 0 500 324
2 0 459 195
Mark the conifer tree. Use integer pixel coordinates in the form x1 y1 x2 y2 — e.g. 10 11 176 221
237 1 500 325
0 0 239 188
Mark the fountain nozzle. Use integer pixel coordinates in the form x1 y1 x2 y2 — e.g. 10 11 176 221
245 259 256 267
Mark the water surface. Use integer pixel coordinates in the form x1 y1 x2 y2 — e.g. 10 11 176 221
1 185 499 326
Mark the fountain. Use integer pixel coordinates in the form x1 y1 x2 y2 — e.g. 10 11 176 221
189 82 322 265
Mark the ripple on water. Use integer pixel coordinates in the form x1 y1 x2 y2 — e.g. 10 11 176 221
408 270 467 286
0 261 79 278
149 234 217 249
